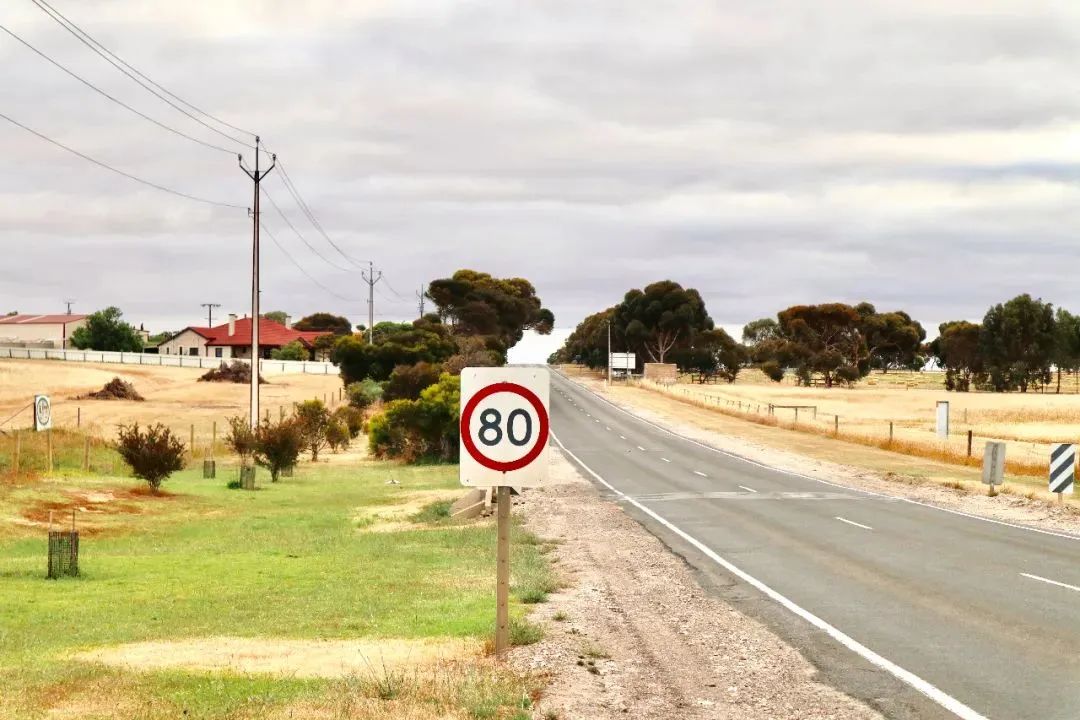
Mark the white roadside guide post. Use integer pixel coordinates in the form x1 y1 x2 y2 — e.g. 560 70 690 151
459 367 550 657
982 441 1006 496
1049 443 1075 506
935 400 949 440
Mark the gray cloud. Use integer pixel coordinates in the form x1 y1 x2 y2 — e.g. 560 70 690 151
3 0 1080 348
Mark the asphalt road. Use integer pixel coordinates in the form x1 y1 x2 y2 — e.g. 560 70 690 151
549 371 1080 720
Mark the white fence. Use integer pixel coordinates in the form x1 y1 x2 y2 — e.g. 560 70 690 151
0 346 337 375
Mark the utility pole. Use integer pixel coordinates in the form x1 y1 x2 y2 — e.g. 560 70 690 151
200 302 221 328
416 284 426 319
361 261 382 343
64 299 75 315
607 320 612 385
239 136 276 429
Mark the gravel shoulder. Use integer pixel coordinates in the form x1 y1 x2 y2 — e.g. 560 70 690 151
512 448 882 720
568 373 1080 538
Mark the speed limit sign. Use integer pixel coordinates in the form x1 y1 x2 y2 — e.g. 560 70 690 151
459 367 550 487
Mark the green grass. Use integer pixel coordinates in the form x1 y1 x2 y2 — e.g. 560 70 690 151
0 459 549 719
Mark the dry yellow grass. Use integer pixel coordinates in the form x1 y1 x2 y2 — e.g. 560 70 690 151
0 358 343 444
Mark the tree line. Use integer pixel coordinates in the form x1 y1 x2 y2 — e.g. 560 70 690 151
553 283 1077 394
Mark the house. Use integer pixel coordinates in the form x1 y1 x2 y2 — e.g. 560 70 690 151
0 314 88 348
157 314 330 360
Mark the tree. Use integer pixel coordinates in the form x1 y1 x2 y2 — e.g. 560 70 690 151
383 362 444 401
270 340 308 361
672 328 747 383
615 281 712 363
226 416 257 466
553 307 617 369
443 335 503 375
253 418 303 482
426 270 554 356
861 308 926 372
742 318 779 346
930 321 984 392
70 307 144 352
980 294 1056 392
773 303 868 387
295 399 332 461
1054 309 1080 393
368 373 460 462
346 379 384 409
262 310 290 325
294 312 352 335
115 423 186 494
333 321 457 385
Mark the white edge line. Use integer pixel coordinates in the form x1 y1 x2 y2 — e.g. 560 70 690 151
739 485 758 493
835 516 874 531
661 457 671 463
693 470 708 477
552 370 1080 544
1020 572 1080 593
550 430 988 720
637 445 646 451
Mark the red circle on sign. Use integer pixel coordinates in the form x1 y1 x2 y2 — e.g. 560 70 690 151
460 382 549 472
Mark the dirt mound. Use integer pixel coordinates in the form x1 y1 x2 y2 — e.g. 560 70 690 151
199 360 266 384
78 377 144 401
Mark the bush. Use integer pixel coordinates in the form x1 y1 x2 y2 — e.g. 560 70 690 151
270 340 308 361
334 406 365 438
383 362 443 402
346 378 383 410
761 360 785 383
226 416 257 467
114 422 186 493
326 421 351 452
295 399 332 461
253 418 303 482
200 361 266 384
368 373 460 463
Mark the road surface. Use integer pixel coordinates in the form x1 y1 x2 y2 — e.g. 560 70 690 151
549 371 1080 720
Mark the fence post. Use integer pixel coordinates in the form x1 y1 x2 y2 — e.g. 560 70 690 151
889 421 894 447
967 430 973 458
834 415 839 437
794 407 799 425
83 436 90 472
77 407 81 428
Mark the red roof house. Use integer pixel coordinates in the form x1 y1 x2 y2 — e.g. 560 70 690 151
158 315 333 360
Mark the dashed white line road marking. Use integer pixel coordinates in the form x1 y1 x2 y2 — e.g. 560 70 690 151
835 517 873 531
605 426 611 431
595 419 600 423
619 435 626 440
739 485 758 493
693 470 708 477
550 431 989 720
637 446 646 451
661 457 671 463
1021 573 1080 593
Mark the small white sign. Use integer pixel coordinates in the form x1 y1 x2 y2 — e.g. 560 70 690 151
610 352 636 371
982 441 1006 486
33 394 52 432
459 367 550 488
936 401 949 440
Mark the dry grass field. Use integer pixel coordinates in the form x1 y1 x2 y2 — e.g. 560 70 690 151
646 369 1080 478
0 359 344 446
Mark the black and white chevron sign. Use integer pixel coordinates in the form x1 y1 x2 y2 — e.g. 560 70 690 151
1049 443 1075 495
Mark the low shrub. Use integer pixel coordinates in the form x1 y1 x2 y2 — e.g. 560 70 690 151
253 418 303 482
114 422 186 494
295 399 332 461
333 406 365 438
270 340 307 361
367 373 460 463
226 416 257 467
346 378 383 409
326 421 351 453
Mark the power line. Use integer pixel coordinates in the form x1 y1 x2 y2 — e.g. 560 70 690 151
275 161 366 267
0 22 236 155
380 275 411 300
261 186 355 272
0 110 244 209
260 221 361 302
29 0 253 147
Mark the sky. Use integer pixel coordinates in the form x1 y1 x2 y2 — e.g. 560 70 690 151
3 1 1080 363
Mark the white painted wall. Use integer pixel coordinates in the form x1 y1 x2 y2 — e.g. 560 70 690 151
0 347 336 374
157 329 230 358
0 319 86 348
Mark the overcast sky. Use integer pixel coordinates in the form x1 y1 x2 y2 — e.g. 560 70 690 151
3 1 1080 362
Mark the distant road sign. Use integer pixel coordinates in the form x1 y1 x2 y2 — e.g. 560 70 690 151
1049 444 1075 495
459 367 550 487
33 394 51 431
610 352 636 371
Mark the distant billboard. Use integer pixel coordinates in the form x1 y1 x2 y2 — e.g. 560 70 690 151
609 352 636 371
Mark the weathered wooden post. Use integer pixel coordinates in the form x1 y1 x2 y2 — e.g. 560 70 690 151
834 415 839 437
967 430 973 458
889 421 894 447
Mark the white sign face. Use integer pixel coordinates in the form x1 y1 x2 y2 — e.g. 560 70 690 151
459 367 550 488
610 352 636 371
982 441 1006 486
33 394 51 432
936 401 949 439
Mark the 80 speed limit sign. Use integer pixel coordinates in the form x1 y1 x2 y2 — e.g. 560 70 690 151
460 367 550 487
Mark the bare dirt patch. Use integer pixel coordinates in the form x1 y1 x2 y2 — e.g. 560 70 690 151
512 449 881 719
354 490 466 533
74 637 482 679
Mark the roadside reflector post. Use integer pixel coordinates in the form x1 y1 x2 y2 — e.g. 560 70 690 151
982 441 1006 496
1049 443 1075 505
495 483 511 655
